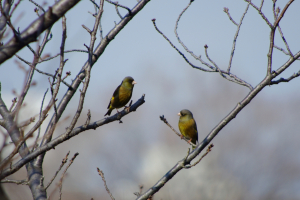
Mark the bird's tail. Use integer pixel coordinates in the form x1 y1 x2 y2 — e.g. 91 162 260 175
104 108 113 116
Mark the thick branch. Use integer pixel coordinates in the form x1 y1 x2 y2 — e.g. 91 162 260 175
0 94 145 179
0 0 81 64
137 52 300 200
35 0 150 162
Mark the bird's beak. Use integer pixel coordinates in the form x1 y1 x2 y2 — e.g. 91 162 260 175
132 81 137 85
177 113 181 116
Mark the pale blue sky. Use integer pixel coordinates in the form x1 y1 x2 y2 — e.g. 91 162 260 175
1 0 300 199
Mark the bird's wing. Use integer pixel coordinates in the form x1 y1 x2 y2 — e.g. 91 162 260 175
193 119 198 142
107 84 121 109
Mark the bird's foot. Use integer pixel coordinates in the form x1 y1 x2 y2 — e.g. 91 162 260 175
124 106 130 112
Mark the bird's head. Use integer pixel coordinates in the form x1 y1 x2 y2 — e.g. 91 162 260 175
123 76 137 86
178 109 193 117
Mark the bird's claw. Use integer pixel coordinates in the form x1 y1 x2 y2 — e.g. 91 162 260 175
124 106 130 112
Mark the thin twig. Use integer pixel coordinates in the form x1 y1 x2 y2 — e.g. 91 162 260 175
0 94 146 179
1 178 28 185
173 1 215 71
9 0 22 17
272 0 277 21
64 0 104 137
18 117 35 128
32 89 48 152
58 153 79 200
42 15 68 144
227 2 249 73
11 65 35 118
259 0 264 11
273 0 294 28
0 117 46 171
89 0 99 9
223 7 238 26
83 109 91 128
38 49 91 63
97 168 115 200
115 3 123 19
270 70 300 85
28 0 46 13
105 0 131 15
277 25 293 57
244 0 272 28
183 144 214 169
45 151 70 189
35 68 71 88
274 45 299 59
204 45 224 77
152 19 213 72
9 97 17 112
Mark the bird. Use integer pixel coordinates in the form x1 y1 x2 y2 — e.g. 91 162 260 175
104 76 137 116
178 109 198 149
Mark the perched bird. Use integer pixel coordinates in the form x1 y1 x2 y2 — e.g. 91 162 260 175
104 76 137 116
178 109 198 149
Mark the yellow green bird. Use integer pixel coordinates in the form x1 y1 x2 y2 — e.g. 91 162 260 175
178 109 198 149
104 76 137 116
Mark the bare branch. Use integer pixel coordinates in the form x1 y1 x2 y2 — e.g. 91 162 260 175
0 0 81 64
38 49 90 63
35 0 150 166
58 153 79 200
274 0 294 28
274 45 299 60
0 94 145 179
1 178 28 185
9 0 22 17
267 29 275 75
8 97 17 112
114 3 123 19
162 1 253 90
277 24 293 57
259 0 264 11
105 0 131 15
32 89 48 152
18 117 35 128
173 1 216 71
97 168 115 200
152 19 213 72
244 0 272 28
63 0 104 140
223 7 238 26
227 3 249 73
136 51 300 200
0 0 12 37
204 45 224 77
45 151 69 190
28 0 46 13
11 58 35 117
39 15 68 152
183 144 214 169
270 70 300 85
82 24 92 34
83 109 91 128
0 107 48 171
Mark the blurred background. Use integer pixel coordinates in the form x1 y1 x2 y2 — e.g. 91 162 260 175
1 0 300 199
